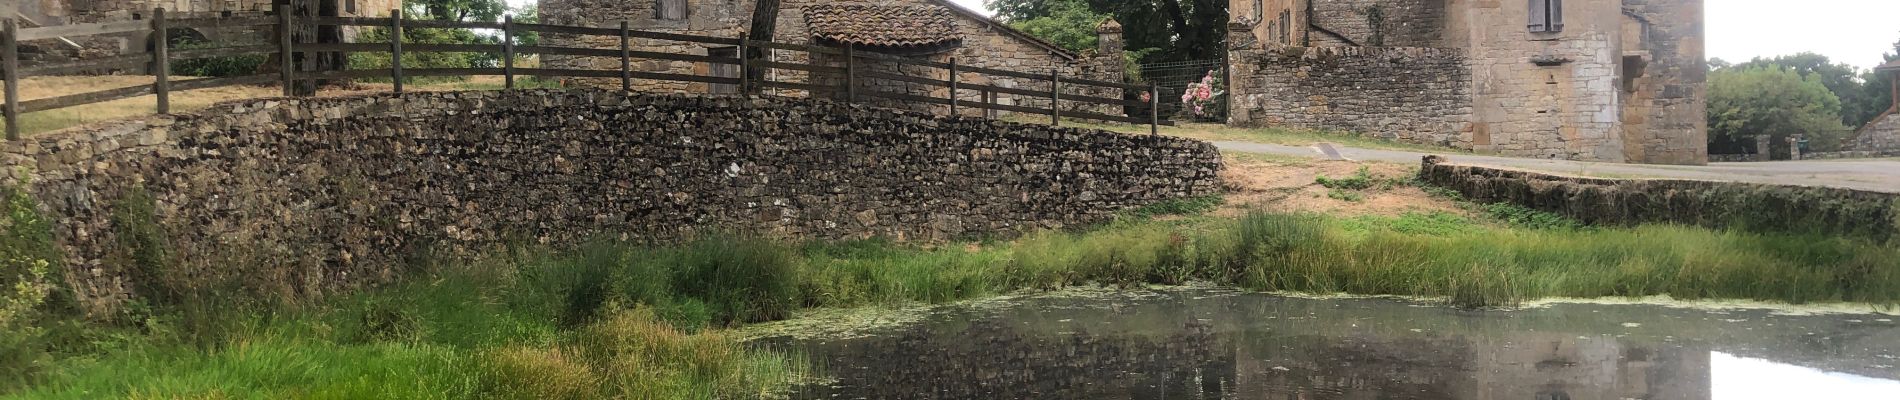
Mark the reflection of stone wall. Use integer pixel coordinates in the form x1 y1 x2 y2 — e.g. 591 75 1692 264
1228 46 1473 148
1419 156 1900 240
11 90 1223 311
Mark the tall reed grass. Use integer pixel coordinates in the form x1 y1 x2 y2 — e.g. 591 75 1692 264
9 211 1897 398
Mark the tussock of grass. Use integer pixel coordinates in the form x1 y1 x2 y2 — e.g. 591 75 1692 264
9 213 1899 397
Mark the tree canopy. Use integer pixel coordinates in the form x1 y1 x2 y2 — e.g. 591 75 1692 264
1706 66 1849 153
987 0 1227 64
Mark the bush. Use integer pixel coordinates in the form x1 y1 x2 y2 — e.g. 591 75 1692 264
170 39 267 77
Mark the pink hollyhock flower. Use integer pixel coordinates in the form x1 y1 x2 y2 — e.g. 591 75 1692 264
1140 91 1153 103
1197 86 1214 101
1194 104 1205 115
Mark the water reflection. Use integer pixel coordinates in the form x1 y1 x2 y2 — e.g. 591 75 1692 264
768 290 1900 400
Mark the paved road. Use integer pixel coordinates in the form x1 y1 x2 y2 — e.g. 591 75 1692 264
1214 141 1900 193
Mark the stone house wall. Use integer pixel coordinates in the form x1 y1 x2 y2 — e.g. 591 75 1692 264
1227 0 1706 165
539 0 1130 118
5 89 1223 311
1227 46 1473 148
1846 112 1900 154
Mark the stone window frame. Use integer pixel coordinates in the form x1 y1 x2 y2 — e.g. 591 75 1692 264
1528 0 1564 33
657 0 689 21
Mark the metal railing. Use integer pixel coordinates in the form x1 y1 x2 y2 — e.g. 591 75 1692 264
0 8 1171 140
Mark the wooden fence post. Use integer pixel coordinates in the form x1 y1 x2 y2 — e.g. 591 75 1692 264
277 5 293 96
390 9 403 94
736 32 750 97
843 43 856 104
1049 69 1060 126
947 57 958 117
3 18 18 140
619 21 631 92
502 14 514 89
1150 82 1160 136
153 8 170 114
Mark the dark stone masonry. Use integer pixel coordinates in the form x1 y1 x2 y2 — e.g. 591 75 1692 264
1419 156 1899 241
4 90 1222 309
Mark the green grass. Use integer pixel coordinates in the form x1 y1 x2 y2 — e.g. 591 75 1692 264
7 209 1900 398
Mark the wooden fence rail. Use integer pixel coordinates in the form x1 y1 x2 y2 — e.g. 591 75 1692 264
0 9 1168 140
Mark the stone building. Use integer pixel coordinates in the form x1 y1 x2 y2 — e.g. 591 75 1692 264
1842 60 1900 156
540 0 1131 118
1227 0 1708 165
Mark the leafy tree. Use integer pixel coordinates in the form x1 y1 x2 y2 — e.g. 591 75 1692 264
1707 66 1851 153
1731 53 1872 127
415 0 506 23
1006 0 1106 54
989 0 1227 64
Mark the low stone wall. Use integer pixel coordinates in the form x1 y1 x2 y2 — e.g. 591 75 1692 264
8 90 1222 309
1227 46 1473 148
1419 156 1898 240
1802 150 1900 160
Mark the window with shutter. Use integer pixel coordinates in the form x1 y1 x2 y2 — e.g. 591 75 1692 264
1529 0 1563 33
657 0 689 21
708 47 740 94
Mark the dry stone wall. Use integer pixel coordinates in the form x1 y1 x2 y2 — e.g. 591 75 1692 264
8 89 1222 309
1419 156 1899 240
1228 46 1473 148
1846 112 1900 154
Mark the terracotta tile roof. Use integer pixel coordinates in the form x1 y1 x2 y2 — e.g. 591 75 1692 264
805 5 963 49
1878 59 1900 71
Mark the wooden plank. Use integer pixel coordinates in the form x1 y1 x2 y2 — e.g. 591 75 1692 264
629 49 734 64
1149 82 1159 135
16 19 150 41
843 44 856 103
743 39 842 55
514 45 619 58
171 74 279 91
859 89 952 106
1063 92 1143 107
18 84 155 113
957 64 1049 81
854 51 950 69
626 30 741 45
390 10 403 94
513 68 620 78
170 45 275 61
404 19 504 30
1063 76 1147 91
502 15 514 89
277 5 293 97
3 19 18 140
1061 109 1154 125
301 16 393 27
1049 70 1058 125
153 8 170 114
303 69 396 80
619 21 631 92
512 22 618 37
400 68 506 77
959 81 1045 99
862 71 948 88
297 43 501 54
735 32 750 95
748 59 843 74
19 53 148 76
948 57 958 116
755 79 836 93
962 99 1051 116
631 70 740 85
172 16 278 30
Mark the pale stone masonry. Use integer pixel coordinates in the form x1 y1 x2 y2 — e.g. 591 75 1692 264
1228 0 1708 165
10 0 396 64
6 90 1222 311
1842 61 1900 156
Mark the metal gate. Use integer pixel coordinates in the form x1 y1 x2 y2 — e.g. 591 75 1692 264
1139 58 1227 123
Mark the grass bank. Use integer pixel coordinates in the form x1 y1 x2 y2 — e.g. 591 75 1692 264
5 203 1898 398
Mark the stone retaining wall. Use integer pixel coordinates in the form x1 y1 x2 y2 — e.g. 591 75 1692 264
1227 46 1473 148
1418 156 1898 240
7 90 1222 309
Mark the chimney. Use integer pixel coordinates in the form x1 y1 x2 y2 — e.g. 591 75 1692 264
1096 18 1123 56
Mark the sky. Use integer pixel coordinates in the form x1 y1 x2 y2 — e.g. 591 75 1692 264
519 0 1900 71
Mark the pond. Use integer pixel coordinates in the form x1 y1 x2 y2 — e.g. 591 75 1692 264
754 288 1900 400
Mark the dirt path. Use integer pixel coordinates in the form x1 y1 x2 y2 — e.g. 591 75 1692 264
1213 140 1900 193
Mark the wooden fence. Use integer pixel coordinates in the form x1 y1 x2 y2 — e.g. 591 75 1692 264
0 8 1169 140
